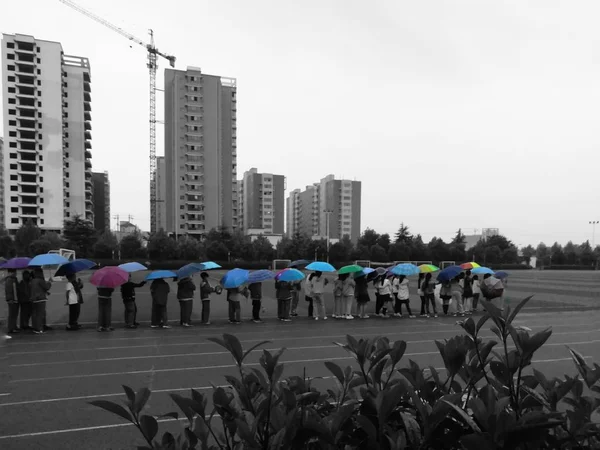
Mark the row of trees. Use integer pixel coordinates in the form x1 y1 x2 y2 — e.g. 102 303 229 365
1 218 599 267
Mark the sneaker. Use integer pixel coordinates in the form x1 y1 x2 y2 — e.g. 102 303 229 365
8 329 20 334
150 325 159 328
314 317 319 321
97 327 105 332
107 327 115 331
134 322 141 326
252 319 263 323
433 314 439 318
363 315 370 319
126 325 137 329
161 325 171 329
33 330 45 334
282 318 291 322
409 315 416 318
323 316 328 320
183 323 193 327
4 335 12 340
291 313 298 317
203 321 211 325
346 315 354 320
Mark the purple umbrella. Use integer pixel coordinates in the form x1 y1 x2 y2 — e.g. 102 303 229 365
1 257 32 270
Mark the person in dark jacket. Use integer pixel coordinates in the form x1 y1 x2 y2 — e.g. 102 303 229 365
150 278 171 328
120 277 145 328
18 271 33 330
199 272 215 325
97 286 114 331
65 274 84 331
30 268 52 334
275 280 293 322
5 269 20 334
177 277 196 327
248 282 262 323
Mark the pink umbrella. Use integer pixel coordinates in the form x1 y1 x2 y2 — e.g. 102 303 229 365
90 266 129 288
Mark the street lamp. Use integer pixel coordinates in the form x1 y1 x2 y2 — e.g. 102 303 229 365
324 209 333 263
589 221 599 248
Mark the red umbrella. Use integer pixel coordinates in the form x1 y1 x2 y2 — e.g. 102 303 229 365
90 266 129 288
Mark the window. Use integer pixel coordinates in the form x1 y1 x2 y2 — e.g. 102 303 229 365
11 207 18 213
7 54 14 60
10 186 17 192
37 69 41 75
9 142 16 148
37 91 41 96
37 58 40 63
39 177 43 182
37 80 41 86
65 202 68 207
40 198 44 204
40 188 43 193
11 197 18 202
40 208 44 214
7 42 14 48
38 123 42 129
8 98 15 104
9 120 16 126
10 153 17 159
7 65 15 71
8 109 16 115
10 175 17 181
37 46 40 52
40 219 44 225
8 87 15 93
38 101 42 107
11 218 18 224
10 164 17 170
38 144 43 150
38 112 42 118
8 76 15 82
9 131 16 137
38 134 42 140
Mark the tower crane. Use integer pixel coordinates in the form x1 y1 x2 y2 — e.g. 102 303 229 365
59 0 176 233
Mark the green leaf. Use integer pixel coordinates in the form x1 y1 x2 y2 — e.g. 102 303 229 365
133 388 151 415
400 412 421 445
242 340 271 362
325 361 346 385
355 415 377 442
139 415 158 442
442 400 481 432
223 333 244 366
161 431 175 447
169 394 194 424
476 314 490 333
122 385 135 408
459 317 476 337
89 400 133 422
522 328 552 358
507 295 533 325
389 340 407 366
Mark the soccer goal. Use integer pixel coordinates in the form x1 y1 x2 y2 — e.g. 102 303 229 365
48 248 76 281
440 260 456 269
272 259 292 270
355 260 371 268
414 260 433 266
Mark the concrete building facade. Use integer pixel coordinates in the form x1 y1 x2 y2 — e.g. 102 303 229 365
0 137 4 229
1 34 93 232
286 175 361 242
164 66 238 237
155 156 167 232
92 171 110 232
239 168 285 235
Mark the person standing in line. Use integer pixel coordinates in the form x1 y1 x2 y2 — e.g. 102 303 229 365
30 268 52 335
248 282 263 323
275 280 292 322
65 274 84 331
391 275 402 317
311 271 329 320
5 269 20 334
199 272 215 325
422 273 438 317
396 275 415 318
97 285 115 332
463 270 473 315
341 273 355 320
417 273 428 317
226 286 246 324
440 280 452 315
375 275 393 317
121 277 145 329
305 273 315 317
451 274 465 317
150 278 171 328
355 275 370 319
332 275 344 319
472 275 481 312
177 276 196 327
18 271 33 330
290 281 301 317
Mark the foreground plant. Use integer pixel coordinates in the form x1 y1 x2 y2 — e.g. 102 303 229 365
91 297 600 449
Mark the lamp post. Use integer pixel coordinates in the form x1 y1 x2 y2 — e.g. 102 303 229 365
590 221 599 248
324 209 333 263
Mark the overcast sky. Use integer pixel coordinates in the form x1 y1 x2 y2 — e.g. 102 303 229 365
2 0 600 247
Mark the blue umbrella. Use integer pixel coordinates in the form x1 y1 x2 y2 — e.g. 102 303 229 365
288 259 312 268
276 268 305 282
248 269 275 284
354 267 375 278
221 268 250 289
29 253 69 266
305 261 336 272
145 270 177 281
199 261 221 270
119 262 148 273
495 271 509 279
390 263 420 276
472 267 494 275
55 259 96 277
177 263 205 279
436 265 463 282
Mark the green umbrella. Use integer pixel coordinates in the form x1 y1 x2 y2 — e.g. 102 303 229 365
338 264 363 275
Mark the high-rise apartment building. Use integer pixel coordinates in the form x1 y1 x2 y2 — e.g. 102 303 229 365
0 137 4 230
286 175 361 242
1 34 93 232
155 156 167 232
239 168 285 235
164 66 238 237
92 171 110 232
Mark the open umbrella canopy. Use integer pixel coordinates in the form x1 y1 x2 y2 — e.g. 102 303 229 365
460 262 481 270
338 264 363 275
390 263 420 276
436 265 463 282
176 263 205 279
482 276 504 299
90 266 129 288
305 261 336 272
288 259 313 268
248 269 276 284
276 268 305 282
354 267 375 278
472 266 494 275
55 259 96 277
118 262 148 273
199 261 221 270
494 271 509 280
146 270 177 281
221 268 250 289
29 253 69 267
0 257 32 270
419 264 440 273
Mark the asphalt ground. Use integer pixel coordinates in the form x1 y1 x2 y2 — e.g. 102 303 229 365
0 270 599 449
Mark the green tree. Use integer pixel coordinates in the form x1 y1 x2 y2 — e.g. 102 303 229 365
521 244 536 264
120 234 143 259
579 241 595 266
147 230 178 261
176 235 204 261
328 235 354 263
251 236 274 261
394 223 413 244
63 215 97 258
307 238 328 261
563 241 578 265
450 229 467 262
536 242 550 267
369 243 388 262
94 231 118 259
376 233 391 252
0 234 15 258
15 220 41 255
206 241 229 261
358 228 380 249
550 242 566 265
29 239 52 256
428 237 452 262
388 242 411 262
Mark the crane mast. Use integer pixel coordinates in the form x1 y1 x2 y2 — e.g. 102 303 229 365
58 0 176 233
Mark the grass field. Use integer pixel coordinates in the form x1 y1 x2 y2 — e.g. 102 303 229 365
0 269 599 449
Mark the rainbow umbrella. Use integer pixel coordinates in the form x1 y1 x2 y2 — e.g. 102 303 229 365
418 264 440 273
460 262 480 270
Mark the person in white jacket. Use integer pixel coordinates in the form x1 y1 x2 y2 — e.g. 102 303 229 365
472 275 481 311
311 271 329 320
375 275 392 317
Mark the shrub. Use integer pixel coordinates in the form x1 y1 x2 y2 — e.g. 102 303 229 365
92 298 600 449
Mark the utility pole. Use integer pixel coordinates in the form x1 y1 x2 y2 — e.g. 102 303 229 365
324 209 333 263
113 214 120 231
590 221 599 248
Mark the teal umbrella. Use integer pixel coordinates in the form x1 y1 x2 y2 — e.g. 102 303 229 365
338 264 363 275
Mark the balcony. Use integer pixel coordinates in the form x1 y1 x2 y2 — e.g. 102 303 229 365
84 130 92 140
85 149 92 159
18 164 37 174
17 152 36 162
84 111 91 121
84 121 92 131
15 64 35 75
17 142 36 152
15 42 35 52
17 132 36 142
85 160 92 169
83 72 90 83
17 85 35 96
84 102 91 112
16 74 35 85
84 80 91 92
84 140 92 149
17 118 36 129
